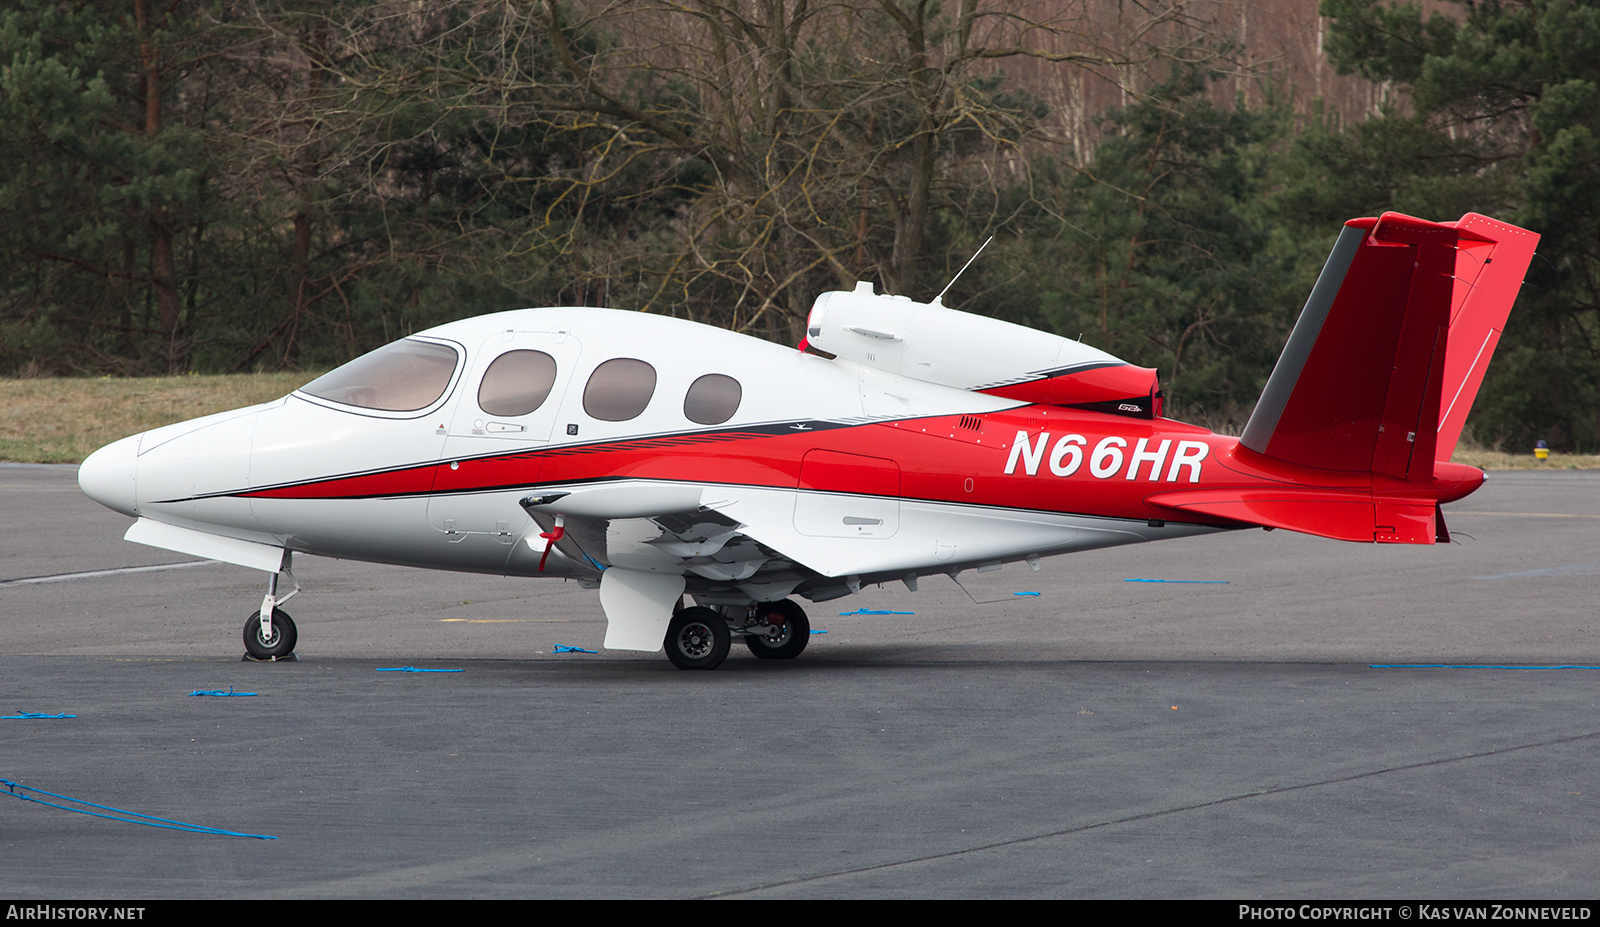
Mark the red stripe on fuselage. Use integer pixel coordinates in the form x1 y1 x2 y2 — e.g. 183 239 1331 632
237 409 1228 522
235 406 1471 526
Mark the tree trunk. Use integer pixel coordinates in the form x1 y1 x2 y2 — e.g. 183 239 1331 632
138 0 184 373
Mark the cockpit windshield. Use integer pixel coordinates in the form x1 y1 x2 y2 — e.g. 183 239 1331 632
299 339 459 412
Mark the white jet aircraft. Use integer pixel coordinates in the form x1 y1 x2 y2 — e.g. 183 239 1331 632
78 212 1538 669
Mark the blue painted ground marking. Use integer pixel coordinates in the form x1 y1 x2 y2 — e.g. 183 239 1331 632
1124 578 1228 584
376 666 464 673
1 777 276 840
1371 663 1600 670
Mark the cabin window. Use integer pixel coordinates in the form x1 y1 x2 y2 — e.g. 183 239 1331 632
683 374 742 425
300 339 458 412
478 350 558 417
583 358 657 421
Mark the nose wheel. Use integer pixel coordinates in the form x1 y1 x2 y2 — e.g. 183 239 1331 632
243 556 299 661
243 608 297 661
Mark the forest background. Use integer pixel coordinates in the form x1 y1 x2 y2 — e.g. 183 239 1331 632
3 0 1597 450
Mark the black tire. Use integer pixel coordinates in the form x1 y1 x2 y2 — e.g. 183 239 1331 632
243 608 297 660
744 599 810 660
664 606 730 670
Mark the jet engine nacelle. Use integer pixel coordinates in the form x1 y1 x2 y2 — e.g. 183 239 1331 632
805 282 1162 418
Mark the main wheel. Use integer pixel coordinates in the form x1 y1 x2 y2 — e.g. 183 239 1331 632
664 606 730 670
744 599 810 660
243 608 297 661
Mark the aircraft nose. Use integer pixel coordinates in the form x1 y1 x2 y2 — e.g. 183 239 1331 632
79 434 141 517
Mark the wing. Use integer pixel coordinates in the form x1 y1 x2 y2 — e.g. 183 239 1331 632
519 482 809 651
521 479 1200 650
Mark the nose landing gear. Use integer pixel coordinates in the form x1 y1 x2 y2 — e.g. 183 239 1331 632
243 608 297 661
243 556 299 661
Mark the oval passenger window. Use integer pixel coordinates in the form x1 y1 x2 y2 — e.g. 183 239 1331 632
478 350 558 417
583 358 657 421
683 374 742 425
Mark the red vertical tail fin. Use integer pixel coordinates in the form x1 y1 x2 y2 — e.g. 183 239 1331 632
1241 212 1538 480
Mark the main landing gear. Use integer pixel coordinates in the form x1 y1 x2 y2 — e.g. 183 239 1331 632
743 598 810 660
663 599 811 670
664 607 730 670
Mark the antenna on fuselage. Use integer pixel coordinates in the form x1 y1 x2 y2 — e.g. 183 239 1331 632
932 236 994 307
